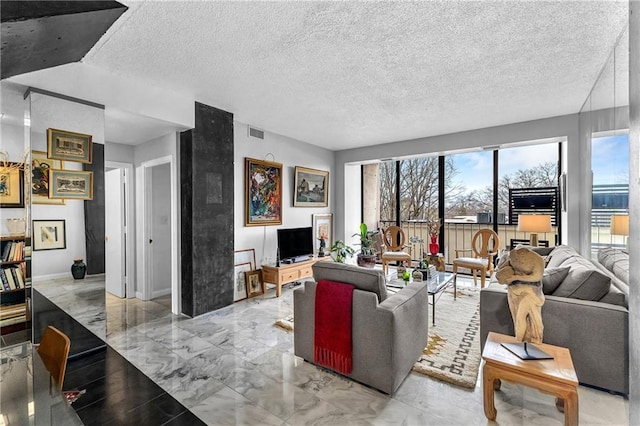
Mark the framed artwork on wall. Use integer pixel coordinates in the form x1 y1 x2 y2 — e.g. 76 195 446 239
312 213 333 256
32 150 65 205
49 169 93 200
233 262 252 301
245 157 283 226
294 166 328 207
0 163 24 208
32 219 66 251
47 128 93 164
245 270 264 298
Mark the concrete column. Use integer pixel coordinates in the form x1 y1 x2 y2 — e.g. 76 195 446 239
180 102 234 317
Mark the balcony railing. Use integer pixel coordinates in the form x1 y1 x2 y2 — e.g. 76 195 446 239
379 220 557 264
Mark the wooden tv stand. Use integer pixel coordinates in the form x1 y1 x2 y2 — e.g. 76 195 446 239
262 256 330 297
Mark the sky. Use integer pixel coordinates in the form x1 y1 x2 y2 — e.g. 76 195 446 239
591 134 630 186
450 135 629 193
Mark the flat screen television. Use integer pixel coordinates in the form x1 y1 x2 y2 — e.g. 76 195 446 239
277 227 313 262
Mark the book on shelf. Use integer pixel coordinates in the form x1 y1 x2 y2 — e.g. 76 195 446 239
4 268 17 289
1 243 11 261
0 302 26 319
9 267 23 288
1 270 10 291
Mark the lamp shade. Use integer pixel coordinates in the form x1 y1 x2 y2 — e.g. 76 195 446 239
517 214 552 233
610 215 629 236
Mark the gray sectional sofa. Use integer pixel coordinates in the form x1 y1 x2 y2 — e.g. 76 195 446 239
293 262 429 394
480 245 629 395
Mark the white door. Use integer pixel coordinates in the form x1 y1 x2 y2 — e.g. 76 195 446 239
105 168 125 298
148 163 172 299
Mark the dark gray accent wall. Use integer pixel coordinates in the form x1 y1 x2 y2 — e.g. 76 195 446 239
84 143 105 275
180 102 234 317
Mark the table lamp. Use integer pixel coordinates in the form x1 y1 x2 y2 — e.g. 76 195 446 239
610 214 629 245
517 214 552 247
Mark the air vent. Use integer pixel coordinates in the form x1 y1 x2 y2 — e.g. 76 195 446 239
248 126 264 140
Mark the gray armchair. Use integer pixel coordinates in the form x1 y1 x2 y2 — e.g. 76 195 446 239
294 262 429 394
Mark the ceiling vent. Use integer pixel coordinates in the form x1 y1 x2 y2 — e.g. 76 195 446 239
248 126 264 140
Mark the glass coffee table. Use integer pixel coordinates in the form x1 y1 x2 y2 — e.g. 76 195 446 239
386 271 455 325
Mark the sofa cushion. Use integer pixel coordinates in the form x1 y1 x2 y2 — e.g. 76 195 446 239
312 262 388 302
598 248 629 285
552 261 611 301
546 245 580 269
542 266 570 294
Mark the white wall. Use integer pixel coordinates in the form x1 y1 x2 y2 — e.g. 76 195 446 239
234 122 334 265
105 142 134 164
29 92 105 279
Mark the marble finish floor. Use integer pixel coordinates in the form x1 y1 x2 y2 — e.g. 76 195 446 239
34 275 629 425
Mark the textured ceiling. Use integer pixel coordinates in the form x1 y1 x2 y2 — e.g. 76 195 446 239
70 2 631 149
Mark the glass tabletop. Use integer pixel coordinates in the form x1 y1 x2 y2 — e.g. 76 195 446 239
386 271 454 294
1 342 83 425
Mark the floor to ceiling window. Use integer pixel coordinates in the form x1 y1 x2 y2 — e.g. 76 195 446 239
367 140 563 264
591 133 630 255
444 151 494 261
498 143 560 249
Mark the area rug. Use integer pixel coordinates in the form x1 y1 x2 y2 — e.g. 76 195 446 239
274 287 481 389
412 287 481 389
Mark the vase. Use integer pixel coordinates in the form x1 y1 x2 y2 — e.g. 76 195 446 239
71 259 86 280
429 235 439 255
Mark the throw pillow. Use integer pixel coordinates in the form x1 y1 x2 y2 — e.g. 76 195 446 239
541 266 570 294
551 264 611 301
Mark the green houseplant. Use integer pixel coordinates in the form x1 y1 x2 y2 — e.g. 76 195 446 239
330 240 355 263
353 223 378 268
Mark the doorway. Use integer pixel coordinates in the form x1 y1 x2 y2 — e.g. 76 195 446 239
105 161 134 298
136 156 179 314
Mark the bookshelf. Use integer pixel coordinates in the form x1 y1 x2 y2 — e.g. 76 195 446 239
0 235 31 334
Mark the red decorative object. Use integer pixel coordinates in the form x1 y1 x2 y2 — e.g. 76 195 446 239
429 234 439 255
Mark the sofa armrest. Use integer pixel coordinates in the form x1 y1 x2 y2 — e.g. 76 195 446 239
480 286 629 394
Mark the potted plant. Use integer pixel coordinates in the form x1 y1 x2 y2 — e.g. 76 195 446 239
330 240 355 263
353 223 378 268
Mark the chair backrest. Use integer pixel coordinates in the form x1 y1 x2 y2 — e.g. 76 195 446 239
37 326 71 389
472 229 500 259
382 226 406 252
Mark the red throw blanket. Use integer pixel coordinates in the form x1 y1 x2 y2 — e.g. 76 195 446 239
314 279 355 375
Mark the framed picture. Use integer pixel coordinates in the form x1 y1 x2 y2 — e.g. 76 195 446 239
32 150 65 205
49 169 93 200
245 270 264 298
32 220 66 251
47 128 93 164
312 213 333 256
294 166 328 207
0 163 24 208
234 249 256 270
233 262 252 302
245 157 283 226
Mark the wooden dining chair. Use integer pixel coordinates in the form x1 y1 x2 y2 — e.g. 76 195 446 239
452 228 500 288
380 226 412 274
37 326 71 389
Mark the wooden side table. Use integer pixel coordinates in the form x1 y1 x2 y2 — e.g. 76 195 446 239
482 332 579 426
427 254 445 272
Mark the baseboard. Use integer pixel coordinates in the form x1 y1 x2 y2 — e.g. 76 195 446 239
151 288 171 299
32 272 72 281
